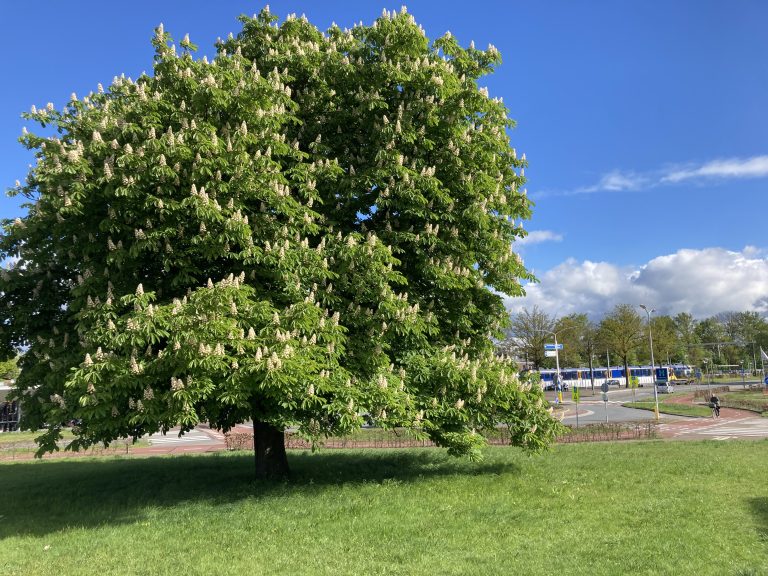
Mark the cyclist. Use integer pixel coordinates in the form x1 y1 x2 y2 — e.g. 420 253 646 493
709 394 721 418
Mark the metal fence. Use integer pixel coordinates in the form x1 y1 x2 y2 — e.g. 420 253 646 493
225 422 658 452
557 421 657 443
0 401 20 433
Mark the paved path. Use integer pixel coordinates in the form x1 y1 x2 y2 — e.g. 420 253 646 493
658 411 768 440
147 426 225 447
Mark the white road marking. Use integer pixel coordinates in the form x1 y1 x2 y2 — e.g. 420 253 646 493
147 428 220 446
562 409 595 418
666 417 768 439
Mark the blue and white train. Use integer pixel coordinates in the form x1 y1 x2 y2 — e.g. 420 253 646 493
538 364 693 389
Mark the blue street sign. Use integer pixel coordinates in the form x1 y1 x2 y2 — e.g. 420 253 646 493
544 343 564 351
764 376 768 386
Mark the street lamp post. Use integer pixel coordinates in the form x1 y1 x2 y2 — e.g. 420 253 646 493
553 332 561 401
639 304 659 421
703 358 711 394
741 361 745 386
753 344 758 378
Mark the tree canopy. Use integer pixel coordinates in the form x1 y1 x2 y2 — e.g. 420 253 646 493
0 7 559 475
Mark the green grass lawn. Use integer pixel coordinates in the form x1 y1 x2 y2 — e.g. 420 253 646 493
0 430 74 447
622 400 712 417
2 442 768 575
0 430 146 455
709 376 757 385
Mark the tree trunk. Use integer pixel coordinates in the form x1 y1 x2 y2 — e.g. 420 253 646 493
251 419 290 479
623 358 630 389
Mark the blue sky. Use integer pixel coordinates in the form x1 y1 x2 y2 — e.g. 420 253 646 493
2 1 767 319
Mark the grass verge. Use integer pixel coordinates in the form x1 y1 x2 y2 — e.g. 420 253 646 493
0 429 147 456
0 430 74 447
622 401 712 417
721 391 768 414
2 442 768 575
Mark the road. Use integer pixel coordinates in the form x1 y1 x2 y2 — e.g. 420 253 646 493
552 380 768 439
548 385 664 425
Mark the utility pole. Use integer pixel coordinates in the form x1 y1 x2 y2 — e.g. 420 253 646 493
639 305 659 421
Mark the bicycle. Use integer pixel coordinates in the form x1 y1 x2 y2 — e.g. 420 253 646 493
709 402 720 419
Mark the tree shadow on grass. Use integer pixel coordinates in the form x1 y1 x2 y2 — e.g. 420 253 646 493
0 449 519 538
738 498 768 576
749 497 768 543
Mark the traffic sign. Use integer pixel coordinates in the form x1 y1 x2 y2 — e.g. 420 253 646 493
572 387 579 402
602 392 609 402
629 376 639 389
544 343 564 351
764 376 768 386
544 350 558 357
601 382 609 393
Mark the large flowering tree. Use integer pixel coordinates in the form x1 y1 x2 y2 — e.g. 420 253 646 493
0 8 560 477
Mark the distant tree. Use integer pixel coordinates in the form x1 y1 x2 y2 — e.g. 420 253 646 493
647 315 677 366
673 312 700 364
554 314 585 368
716 312 745 366
0 356 20 381
755 316 768 368
695 317 728 368
0 8 560 476
718 311 768 372
554 313 600 392
598 305 643 386
506 306 555 370
579 318 601 392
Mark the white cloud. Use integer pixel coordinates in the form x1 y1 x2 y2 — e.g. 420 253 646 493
578 170 648 193
661 155 768 183
536 154 768 198
536 170 648 198
504 247 768 320
516 230 563 246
